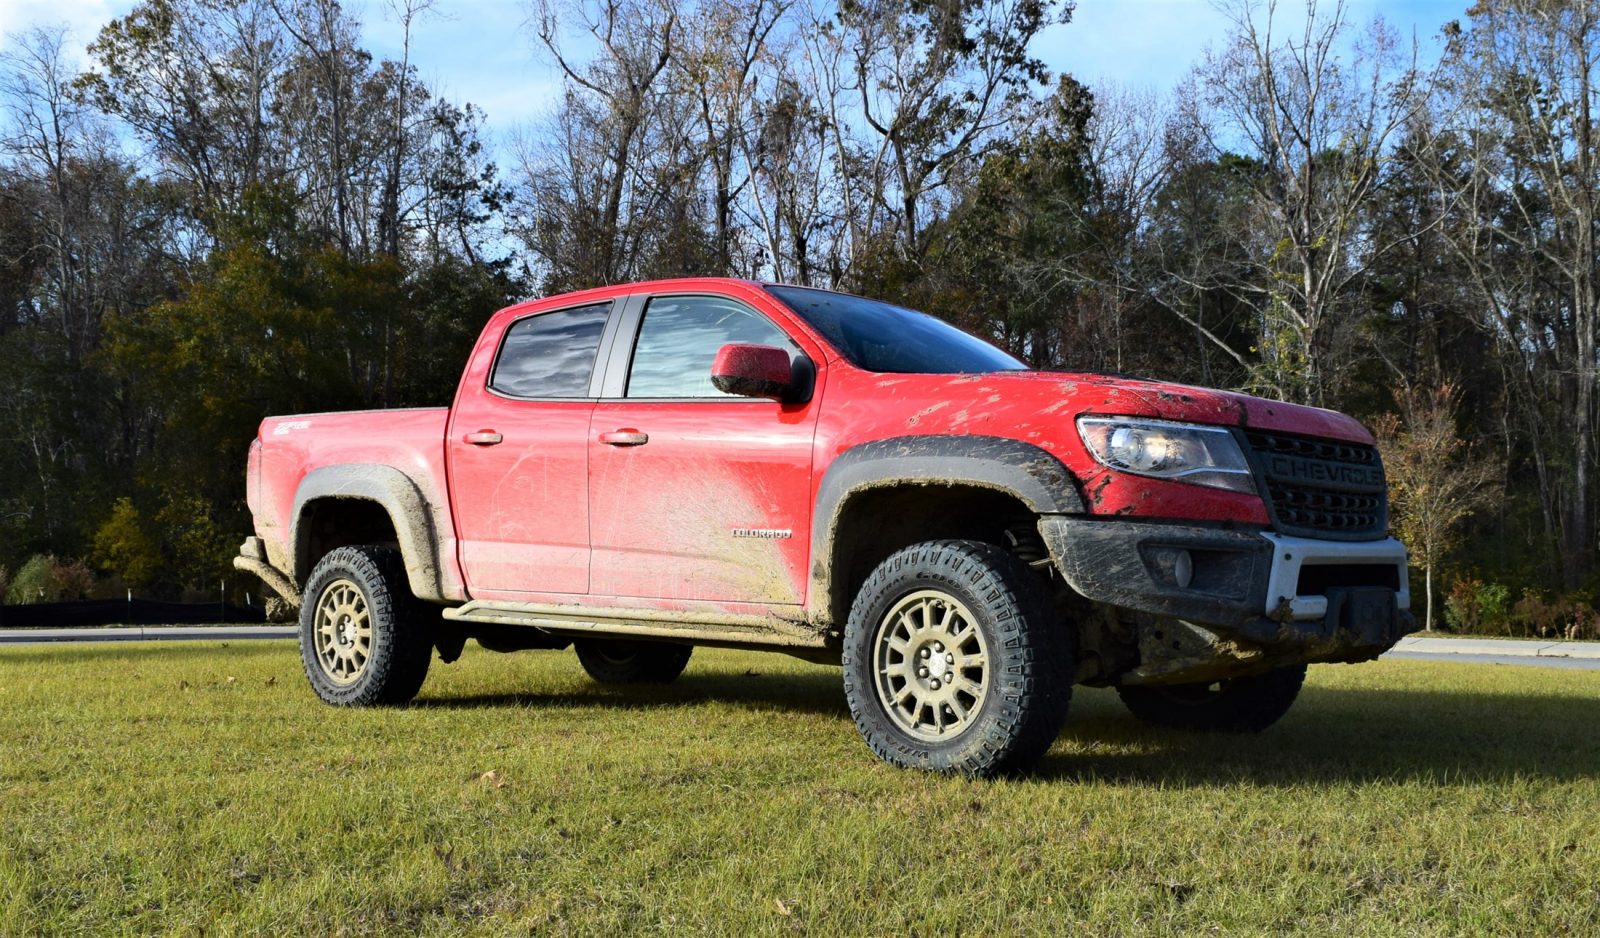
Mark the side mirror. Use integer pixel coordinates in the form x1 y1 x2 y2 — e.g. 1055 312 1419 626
711 343 808 402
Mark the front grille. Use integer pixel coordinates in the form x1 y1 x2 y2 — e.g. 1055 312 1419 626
1242 430 1387 539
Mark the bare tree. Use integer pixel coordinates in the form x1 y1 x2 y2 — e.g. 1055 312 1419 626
1420 0 1600 587
520 0 683 289
272 0 368 255
834 0 1061 264
671 0 792 275
1036 80 1174 373
2 27 97 356
740 71 839 284
80 0 290 227
1185 0 1431 404
376 0 436 258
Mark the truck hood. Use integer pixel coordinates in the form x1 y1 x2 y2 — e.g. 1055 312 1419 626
1001 371 1376 444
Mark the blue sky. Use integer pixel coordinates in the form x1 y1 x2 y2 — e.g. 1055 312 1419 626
1 0 1470 135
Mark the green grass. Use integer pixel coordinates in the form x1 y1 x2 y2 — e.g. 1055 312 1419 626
2 642 1598 936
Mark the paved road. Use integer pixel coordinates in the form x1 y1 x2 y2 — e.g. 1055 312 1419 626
0 625 295 645
1391 634 1600 662
1393 634 1600 659
1383 650 1600 670
1382 635 1600 670
2 627 1598 669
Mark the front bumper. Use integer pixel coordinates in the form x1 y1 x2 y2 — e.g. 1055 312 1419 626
1039 516 1414 664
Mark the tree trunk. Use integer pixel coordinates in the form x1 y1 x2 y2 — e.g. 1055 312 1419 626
1572 20 1596 588
1425 562 1434 632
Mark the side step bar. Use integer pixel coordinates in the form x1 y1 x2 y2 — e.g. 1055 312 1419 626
442 600 830 653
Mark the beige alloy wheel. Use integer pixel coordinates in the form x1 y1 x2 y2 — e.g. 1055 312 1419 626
312 578 374 686
871 589 991 741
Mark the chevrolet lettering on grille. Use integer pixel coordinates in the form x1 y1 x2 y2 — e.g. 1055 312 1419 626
1263 455 1386 489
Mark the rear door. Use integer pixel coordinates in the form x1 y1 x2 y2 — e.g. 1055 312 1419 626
586 291 823 606
447 301 615 598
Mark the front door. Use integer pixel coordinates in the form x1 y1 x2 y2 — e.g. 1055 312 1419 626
588 293 822 606
447 301 612 598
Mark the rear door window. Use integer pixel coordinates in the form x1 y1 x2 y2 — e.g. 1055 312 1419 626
490 302 610 399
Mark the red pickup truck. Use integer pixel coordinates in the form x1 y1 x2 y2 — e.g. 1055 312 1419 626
236 278 1412 775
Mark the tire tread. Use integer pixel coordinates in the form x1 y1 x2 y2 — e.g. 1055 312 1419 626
299 545 432 707
1116 664 1306 733
841 539 1073 777
574 639 693 684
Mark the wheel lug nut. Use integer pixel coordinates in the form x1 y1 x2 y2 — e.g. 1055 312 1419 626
930 679 942 690
919 648 930 659
944 672 953 683
933 642 944 653
918 666 929 678
945 653 955 664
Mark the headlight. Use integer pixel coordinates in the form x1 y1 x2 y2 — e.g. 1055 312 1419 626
1076 417 1256 494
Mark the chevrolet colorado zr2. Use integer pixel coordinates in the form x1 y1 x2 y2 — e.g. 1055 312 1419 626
235 278 1413 776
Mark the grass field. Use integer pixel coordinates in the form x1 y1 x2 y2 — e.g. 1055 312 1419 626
2 641 1598 936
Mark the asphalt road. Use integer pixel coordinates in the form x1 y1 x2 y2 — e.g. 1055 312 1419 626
1386 635 1600 669
0 625 296 645
1383 650 1600 670
2 627 1598 669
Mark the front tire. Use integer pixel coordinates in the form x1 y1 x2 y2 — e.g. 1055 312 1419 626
299 545 433 706
1116 664 1306 733
574 638 693 684
842 539 1074 777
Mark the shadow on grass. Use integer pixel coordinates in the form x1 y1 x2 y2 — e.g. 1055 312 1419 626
24 641 1595 785
416 668 853 719
1035 681 1600 786
424 667 1600 785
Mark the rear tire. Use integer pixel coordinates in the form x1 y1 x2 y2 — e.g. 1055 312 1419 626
574 638 693 684
841 539 1073 777
1116 664 1306 733
299 545 434 706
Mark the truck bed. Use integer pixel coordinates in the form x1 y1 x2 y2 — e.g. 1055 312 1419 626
250 407 455 595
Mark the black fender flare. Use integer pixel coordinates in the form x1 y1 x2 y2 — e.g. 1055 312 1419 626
808 435 1085 625
290 464 447 603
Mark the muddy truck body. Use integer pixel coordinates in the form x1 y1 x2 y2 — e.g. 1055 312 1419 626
237 278 1413 775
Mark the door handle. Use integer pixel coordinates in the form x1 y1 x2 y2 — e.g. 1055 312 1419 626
598 429 649 446
463 430 503 446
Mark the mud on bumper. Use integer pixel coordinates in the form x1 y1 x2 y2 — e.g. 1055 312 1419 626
1038 516 1414 671
233 536 302 607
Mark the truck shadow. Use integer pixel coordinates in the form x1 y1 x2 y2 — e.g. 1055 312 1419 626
1041 682 1600 786
423 663 1600 786
417 666 855 718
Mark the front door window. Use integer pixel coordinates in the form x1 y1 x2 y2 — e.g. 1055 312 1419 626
625 296 797 398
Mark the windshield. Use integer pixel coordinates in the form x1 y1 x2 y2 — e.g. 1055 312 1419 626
766 286 1028 374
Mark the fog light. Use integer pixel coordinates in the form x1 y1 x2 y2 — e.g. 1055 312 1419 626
1173 549 1194 590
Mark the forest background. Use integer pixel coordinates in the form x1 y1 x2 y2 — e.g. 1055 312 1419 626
1 0 1594 638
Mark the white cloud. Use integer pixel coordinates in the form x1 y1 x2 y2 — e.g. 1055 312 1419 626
0 0 123 56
